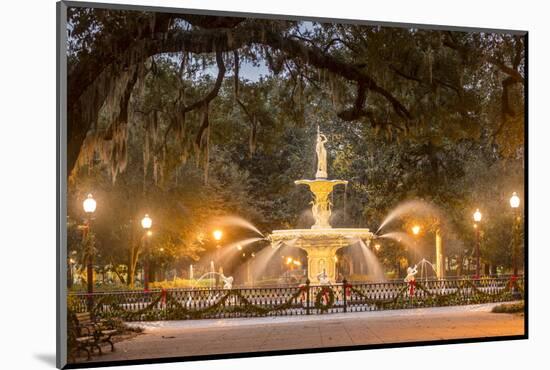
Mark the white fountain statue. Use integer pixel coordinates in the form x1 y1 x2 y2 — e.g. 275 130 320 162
221 274 234 289
269 124 374 283
315 126 328 179
404 265 418 283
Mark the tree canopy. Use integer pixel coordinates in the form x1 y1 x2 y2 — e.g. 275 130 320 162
66 7 525 285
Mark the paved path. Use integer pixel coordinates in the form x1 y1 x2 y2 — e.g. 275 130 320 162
88 303 524 363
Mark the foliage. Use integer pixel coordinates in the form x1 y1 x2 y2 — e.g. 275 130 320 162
491 301 524 314
66 9 525 284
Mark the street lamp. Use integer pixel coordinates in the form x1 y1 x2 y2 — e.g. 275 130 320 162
509 193 521 277
141 214 152 291
473 209 482 279
82 194 96 310
510 192 520 209
141 214 153 229
213 229 223 241
83 193 97 213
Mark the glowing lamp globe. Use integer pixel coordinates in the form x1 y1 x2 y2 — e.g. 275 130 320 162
411 225 421 235
213 230 223 241
83 194 96 214
473 209 482 222
510 192 520 209
141 214 153 229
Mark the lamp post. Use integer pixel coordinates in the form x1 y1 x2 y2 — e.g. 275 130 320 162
509 192 521 277
473 209 482 279
82 193 96 310
141 214 152 291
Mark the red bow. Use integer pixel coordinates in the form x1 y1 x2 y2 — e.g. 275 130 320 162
344 283 352 297
508 275 518 289
299 285 307 301
408 280 416 297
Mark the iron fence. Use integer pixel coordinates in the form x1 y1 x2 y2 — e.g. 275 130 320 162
67 276 524 321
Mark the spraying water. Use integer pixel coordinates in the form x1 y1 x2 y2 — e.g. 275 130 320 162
377 200 443 233
244 240 293 284
215 215 264 237
356 239 385 281
415 258 437 282
377 232 418 251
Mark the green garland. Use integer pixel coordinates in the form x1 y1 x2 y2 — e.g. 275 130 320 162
124 289 305 320
314 287 335 312
350 285 408 309
91 292 164 321
349 278 522 309
69 278 524 321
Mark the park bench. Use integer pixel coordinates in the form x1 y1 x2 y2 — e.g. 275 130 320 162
68 314 95 361
72 312 118 357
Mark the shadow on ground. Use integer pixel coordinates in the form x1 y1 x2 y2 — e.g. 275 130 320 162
34 353 56 367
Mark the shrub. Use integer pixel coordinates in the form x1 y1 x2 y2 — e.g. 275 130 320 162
491 301 524 314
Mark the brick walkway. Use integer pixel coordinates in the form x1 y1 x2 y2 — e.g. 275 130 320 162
85 303 524 363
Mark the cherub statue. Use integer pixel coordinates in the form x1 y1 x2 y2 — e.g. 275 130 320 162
404 265 418 283
221 274 234 289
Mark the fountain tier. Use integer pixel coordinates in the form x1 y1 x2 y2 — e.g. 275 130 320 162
270 228 374 282
295 179 347 229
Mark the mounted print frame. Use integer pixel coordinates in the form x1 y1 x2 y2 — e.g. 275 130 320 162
57 1 528 368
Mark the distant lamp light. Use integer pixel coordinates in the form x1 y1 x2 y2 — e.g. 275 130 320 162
141 214 152 229
510 192 520 209
83 194 96 214
473 209 482 223
146 230 153 237
411 225 421 236
374 244 381 251
286 257 293 264
213 229 223 241
237 245 243 251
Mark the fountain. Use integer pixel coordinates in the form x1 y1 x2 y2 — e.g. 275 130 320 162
269 126 375 283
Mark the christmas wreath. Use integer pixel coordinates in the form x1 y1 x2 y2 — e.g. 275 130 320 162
315 286 335 312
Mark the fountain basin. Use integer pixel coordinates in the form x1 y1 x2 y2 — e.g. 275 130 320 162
269 228 374 283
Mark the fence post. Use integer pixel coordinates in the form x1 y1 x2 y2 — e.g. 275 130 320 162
305 279 311 315
342 278 348 313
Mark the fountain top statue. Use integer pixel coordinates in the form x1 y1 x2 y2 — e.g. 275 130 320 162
315 125 328 179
